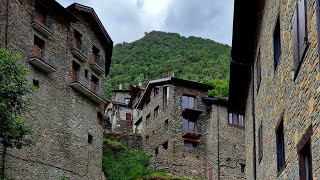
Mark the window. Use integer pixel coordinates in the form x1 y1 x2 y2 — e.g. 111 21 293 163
273 16 281 71
292 0 308 77
126 113 132 121
162 141 168 150
88 134 93 144
154 87 159 97
182 118 199 133
33 79 39 88
228 113 245 127
91 75 99 93
155 146 159 156
124 98 130 104
258 124 263 162
146 96 150 105
146 135 149 144
163 86 169 108
146 114 150 125
72 61 80 81
164 119 169 130
92 45 100 63
240 164 246 173
32 35 45 58
96 112 103 125
84 69 88 78
276 120 285 173
34 3 48 27
297 125 313 180
154 106 159 118
256 50 261 91
182 95 196 109
299 141 312 180
184 140 198 148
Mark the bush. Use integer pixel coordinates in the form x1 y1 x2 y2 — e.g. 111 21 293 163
102 139 152 180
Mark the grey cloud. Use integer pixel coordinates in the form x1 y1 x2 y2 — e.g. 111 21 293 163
163 0 233 45
56 0 234 45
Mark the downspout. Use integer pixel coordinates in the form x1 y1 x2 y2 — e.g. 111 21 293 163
5 0 9 46
217 105 220 180
251 66 257 180
1 1 10 178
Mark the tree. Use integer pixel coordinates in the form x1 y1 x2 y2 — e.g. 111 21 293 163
0 48 34 178
202 76 229 99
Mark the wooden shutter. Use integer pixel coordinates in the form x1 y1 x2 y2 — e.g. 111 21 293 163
292 7 300 74
126 113 132 121
298 0 308 62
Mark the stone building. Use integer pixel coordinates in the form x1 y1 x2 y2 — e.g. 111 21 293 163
128 84 145 133
230 0 320 179
136 77 246 179
0 1 112 179
105 87 134 133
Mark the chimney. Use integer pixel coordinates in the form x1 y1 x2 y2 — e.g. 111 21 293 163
119 84 123 90
138 82 142 87
168 72 172 77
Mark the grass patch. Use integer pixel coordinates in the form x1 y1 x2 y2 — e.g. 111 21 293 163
102 139 192 180
102 138 152 180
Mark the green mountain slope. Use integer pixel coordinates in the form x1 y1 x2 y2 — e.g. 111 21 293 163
106 31 231 99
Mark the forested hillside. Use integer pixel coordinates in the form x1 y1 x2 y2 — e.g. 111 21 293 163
106 31 231 99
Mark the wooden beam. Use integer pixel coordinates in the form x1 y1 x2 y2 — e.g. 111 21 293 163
182 138 201 143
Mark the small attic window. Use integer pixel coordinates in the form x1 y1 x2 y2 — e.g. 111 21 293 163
88 134 93 144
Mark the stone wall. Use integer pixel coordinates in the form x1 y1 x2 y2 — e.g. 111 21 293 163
141 83 209 179
245 0 320 179
104 132 143 149
1 1 110 179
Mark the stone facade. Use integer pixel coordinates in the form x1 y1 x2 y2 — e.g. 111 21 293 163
207 104 246 180
230 0 320 179
104 132 143 149
0 1 112 179
137 77 246 179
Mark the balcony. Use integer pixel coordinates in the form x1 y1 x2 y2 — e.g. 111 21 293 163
90 55 105 75
31 11 53 37
182 108 202 119
70 39 88 62
70 73 106 105
133 111 143 125
182 119 201 140
28 46 56 73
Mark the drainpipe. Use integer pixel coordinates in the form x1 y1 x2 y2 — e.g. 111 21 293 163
5 0 9 46
1 0 9 178
217 105 220 180
251 66 257 180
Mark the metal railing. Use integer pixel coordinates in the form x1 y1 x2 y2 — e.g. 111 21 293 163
72 72 105 99
32 11 53 33
71 39 88 57
30 45 55 68
92 55 105 71
182 121 201 134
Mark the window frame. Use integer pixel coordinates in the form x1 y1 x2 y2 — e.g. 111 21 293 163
182 94 196 109
273 16 281 71
297 125 313 180
154 106 159 118
292 0 309 79
276 119 286 174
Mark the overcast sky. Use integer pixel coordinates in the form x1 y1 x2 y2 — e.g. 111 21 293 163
57 0 234 45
